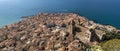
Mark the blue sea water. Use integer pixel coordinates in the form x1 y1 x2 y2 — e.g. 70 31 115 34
0 0 120 29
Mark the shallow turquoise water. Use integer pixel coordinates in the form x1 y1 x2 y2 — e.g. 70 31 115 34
0 0 120 29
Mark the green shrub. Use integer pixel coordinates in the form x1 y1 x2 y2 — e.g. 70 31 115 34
101 39 120 51
80 43 89 51
101 32 120 42
90 45 103 51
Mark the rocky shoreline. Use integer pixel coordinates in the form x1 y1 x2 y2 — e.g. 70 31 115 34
0 13 120 51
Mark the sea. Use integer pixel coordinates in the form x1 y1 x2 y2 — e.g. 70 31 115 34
0 0 120 29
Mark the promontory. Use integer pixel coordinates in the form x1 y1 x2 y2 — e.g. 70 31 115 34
0 13 120 51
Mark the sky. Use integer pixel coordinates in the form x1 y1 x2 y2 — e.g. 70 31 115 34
0 0 13 2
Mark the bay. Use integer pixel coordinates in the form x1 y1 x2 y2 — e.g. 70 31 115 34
0 0 120 29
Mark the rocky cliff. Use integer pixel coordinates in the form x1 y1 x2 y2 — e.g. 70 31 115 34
0 13 119 51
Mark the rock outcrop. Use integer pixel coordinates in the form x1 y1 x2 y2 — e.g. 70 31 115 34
0 13 119 51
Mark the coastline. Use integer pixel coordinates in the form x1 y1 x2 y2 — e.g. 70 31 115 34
0 12 120 29
1 13 119 30
0 13 120 51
